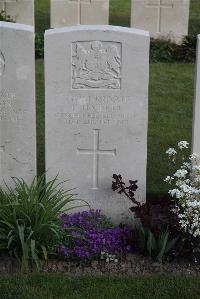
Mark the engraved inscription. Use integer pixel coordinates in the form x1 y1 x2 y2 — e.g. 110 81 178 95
77 129 116 189
72 41 122 90
0 90 25 122
55 95 134 126
0 51 5 77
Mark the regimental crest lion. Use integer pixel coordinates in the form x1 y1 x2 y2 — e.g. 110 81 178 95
72 41 122 89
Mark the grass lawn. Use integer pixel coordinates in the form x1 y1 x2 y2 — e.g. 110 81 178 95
36 61 194 197
0 273 199 299
147 63 194 197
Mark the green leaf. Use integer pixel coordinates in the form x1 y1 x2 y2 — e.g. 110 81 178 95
165 236 179 253
0 175 83 271
147 230 156 257
41 245 48 261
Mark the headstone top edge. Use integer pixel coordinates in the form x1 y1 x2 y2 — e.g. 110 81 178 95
45 25 149 38
0 21 34 32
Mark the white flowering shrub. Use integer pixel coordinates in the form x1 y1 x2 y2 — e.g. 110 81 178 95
100 251 118 263
165 141 200 238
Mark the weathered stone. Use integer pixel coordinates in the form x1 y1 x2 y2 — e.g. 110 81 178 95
0 0 34 26
0 21 36 185
131 0 190 44
45 25 149 224
51 0 109 28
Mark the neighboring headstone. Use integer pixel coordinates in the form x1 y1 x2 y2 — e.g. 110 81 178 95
193 35 200 155
131 0 190 43
51 0 109 28
45 25 149 224
0 0 34 26
0 21 36 184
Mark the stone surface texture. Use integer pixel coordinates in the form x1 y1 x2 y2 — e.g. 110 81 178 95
45 25 149 224
192 35 200 155
51 0 109 28
131 0 190 44
0 21 36 185
0 0 34 26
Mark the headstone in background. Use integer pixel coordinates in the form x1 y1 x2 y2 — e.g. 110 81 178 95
192 34 200 155
45 25 149 224
0 21 36 184
51 0 109 28
131 0 190 44
0 0 34 26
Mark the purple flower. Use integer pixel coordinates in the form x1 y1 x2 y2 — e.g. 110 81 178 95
59 210 132 261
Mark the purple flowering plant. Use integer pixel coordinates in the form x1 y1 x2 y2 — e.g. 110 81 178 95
59 209 132 261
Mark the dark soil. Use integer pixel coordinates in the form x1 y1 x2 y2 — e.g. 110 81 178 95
0 253 200 276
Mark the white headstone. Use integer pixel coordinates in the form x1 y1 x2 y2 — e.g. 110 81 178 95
0 0 34 26
45 25 149 224
131 0 190 44
0 21 36 184
193 35 200 155
51 0 109 28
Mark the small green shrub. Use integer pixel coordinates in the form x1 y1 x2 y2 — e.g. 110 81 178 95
35 33 44 59
171 35 197 63
150 35 197 63
0 175 78 272
112 174 178 263
150 39 177 63
135 220 178 263
0 10 13 22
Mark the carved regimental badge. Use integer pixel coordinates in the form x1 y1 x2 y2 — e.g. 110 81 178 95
72 41 122 89
0 51 5 77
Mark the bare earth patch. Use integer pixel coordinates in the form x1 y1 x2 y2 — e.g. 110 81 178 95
0 254 200 276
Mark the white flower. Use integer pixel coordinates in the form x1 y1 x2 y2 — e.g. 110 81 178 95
174 169 188 178
178 183 199 196
190 153 200 162
164 176 174 183
192 164 200 172
169 189 183 199
178 141 189 150
166 147 177 156
114 259 118 263
181 162 191 170
166 142 200 238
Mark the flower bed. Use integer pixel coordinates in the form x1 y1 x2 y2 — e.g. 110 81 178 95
60 210 132 262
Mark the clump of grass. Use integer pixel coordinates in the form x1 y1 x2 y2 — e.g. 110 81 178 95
0 175 79 272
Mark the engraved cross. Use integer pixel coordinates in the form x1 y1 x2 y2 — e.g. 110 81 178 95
69 0 92 24
77 129 116 190
146 0 174 33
